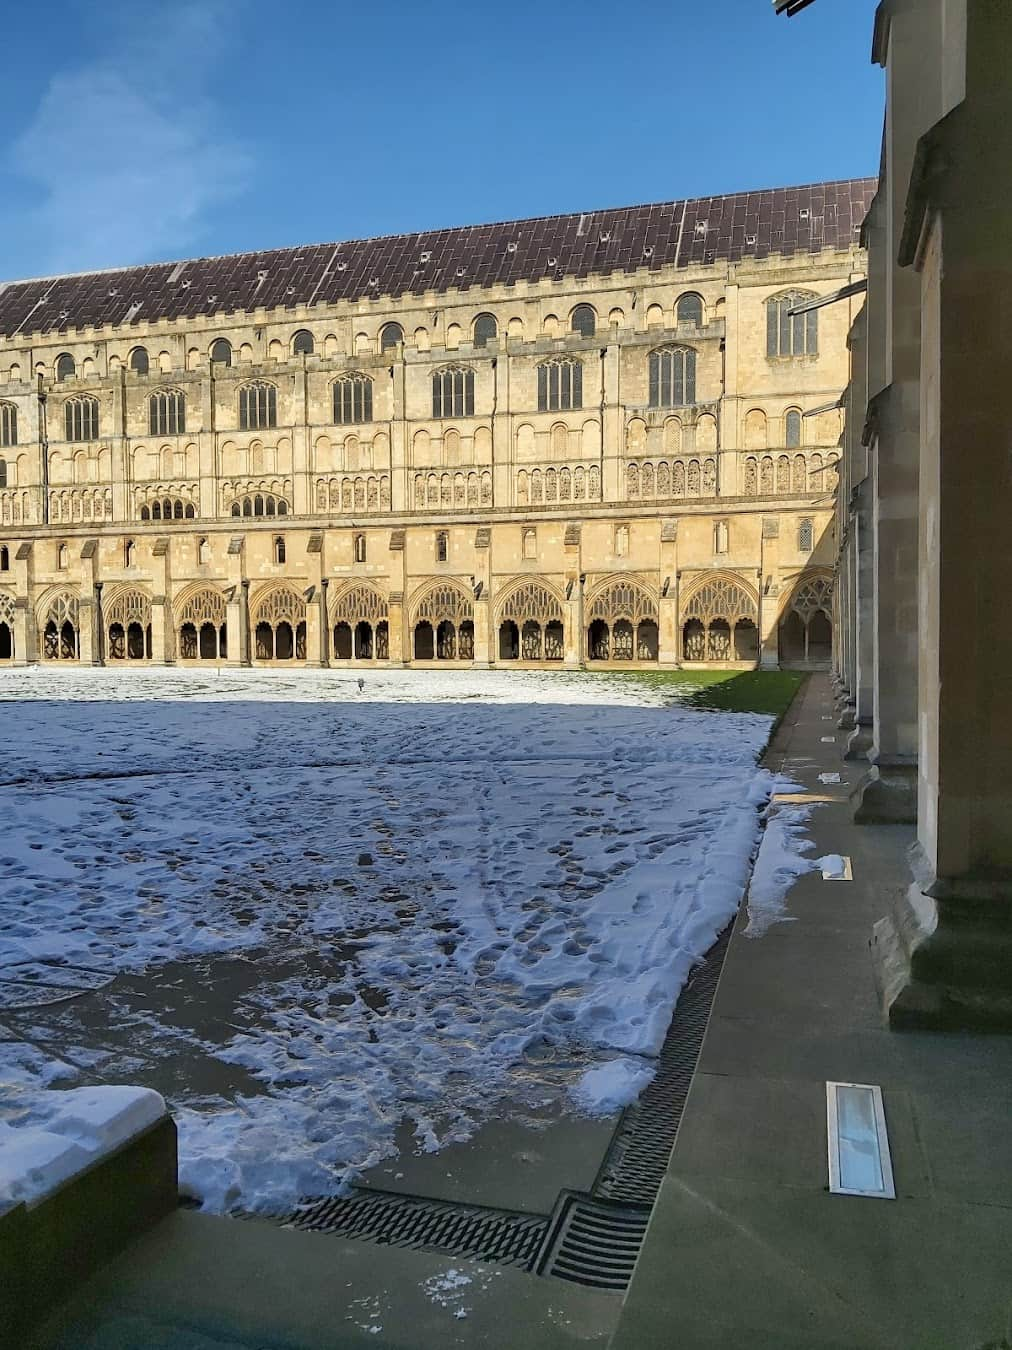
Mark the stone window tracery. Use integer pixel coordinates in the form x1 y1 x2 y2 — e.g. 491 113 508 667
432 367 475 418
767 291 818 359
150 389 185 436
330 583 389 662
333 375 373 425
252 585 306 662
64 396 99 442
239 381 277 431
0 403 16 447
537 358 582 412
681 575 759 663
649 346 696 407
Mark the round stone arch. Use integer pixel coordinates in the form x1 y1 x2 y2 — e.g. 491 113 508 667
585 575 659 663
680 571 760 664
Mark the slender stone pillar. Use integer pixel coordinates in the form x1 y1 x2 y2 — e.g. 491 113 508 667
872 0 1012 1028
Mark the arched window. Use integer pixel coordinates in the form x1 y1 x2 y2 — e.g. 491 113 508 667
785 409 802 448
129 347 149 375
354 533 367 563
274 536 286 564
432 367 475 418
379 322 403 351
767 292 818 358
537 358 582 412
210 338 232 366
676 294 703 327
523 528 537 560
125 539 136 567
333 374 373 424
473 314 498 348
649 347 696 407
292 330 314 356
0 546 8 571
714 520 729 554
55 353 76 382
65 396 99 441
57 542 69 569
570 305 596 338
239 381 277 430
149 389 185 436
0 459 5 488
799 517 814 552
0 403 15 447
435 530 448 563
198 537 210 564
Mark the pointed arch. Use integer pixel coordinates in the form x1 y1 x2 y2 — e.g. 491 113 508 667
410 578 474 625
495 578 565 625
680 571 759 626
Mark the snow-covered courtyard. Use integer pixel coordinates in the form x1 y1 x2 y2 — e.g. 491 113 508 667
0 666 776 1215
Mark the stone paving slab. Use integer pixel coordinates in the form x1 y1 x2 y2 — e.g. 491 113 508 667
610 673 1012 1350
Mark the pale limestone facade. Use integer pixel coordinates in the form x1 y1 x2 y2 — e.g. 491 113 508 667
0 196 867 670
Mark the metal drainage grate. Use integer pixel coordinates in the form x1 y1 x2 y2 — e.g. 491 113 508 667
535 1195 650 1290
595 925 731 1206
283 1188 547 1268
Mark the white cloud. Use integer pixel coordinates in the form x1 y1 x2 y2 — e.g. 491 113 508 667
6 3 252 275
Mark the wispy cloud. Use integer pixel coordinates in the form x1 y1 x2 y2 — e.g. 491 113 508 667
6 2 252 276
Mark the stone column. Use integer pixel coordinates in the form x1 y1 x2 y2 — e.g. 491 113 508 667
658 519 679 665
388 591 405 664
872 0 1012 1028
758 517 780 669
13 598 30 665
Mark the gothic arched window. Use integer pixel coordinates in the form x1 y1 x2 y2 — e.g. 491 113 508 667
239 381 277 431
799 517 814 552
767 292 818 358
333 375 373 424
65 396 99 441
537 359 582 412
149 389 185 436
649 347 696 407
0 403 15 447
432 367 475 418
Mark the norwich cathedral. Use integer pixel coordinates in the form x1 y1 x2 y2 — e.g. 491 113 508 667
0 178 873 669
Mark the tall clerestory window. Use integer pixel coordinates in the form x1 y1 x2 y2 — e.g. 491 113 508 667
150 389 185 436
65 396 99 441
239 381 277 431
333 375 373 424
432 367 475 418
649 347 696 407
537 359 582 412
767 292 818 359
0 403 16 447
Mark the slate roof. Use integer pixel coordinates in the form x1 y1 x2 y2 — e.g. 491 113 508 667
0 178 876 340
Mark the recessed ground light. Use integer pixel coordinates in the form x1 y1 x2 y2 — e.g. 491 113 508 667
820 735 835 743
818 772 841 784
826 1082 895 1199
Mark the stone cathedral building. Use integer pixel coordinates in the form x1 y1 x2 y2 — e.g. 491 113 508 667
0 178 873 670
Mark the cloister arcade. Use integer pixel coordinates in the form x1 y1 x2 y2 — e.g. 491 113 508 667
778 572 833 668
105 587 152 660
0 592 14 660
412 582 475 661
681 575 759 662
586 579 660 662
330 583 389 661
251 585 307 661
175 586 227 661
40 591 80 661
496 581 565 661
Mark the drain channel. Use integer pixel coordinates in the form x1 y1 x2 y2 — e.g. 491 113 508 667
284 1188 547 1268
274 926 731 1291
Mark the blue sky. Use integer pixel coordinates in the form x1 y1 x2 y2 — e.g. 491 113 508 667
1 0 883 279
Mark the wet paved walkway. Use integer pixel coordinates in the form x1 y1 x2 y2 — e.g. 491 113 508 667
611 674 1012 1350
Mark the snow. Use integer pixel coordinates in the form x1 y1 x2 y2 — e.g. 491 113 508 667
745 793 845 936
0 666 778 1215
570 1057 655 1115
0 1085 165 1208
